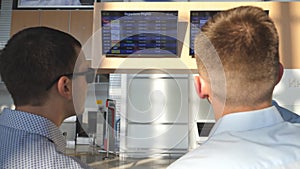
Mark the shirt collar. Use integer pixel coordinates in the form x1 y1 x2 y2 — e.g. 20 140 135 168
209 106 284 137
0 108 66 153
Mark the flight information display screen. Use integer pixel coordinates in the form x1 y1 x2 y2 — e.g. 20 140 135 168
17 0 97 8
190 11 219 56
101 11 178 57
190 10 269 56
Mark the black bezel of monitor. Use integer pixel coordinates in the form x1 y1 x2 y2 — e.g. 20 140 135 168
101 11 179 58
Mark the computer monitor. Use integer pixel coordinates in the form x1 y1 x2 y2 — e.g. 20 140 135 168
196 120 215 144
190 10 269 56
101 11 178 57
17 0 98 8
190 11 220 57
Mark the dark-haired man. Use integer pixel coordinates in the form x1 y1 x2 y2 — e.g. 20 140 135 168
0 27 94 168
168 6 300 169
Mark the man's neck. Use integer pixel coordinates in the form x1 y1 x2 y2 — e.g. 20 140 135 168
16 105 65 127
213 100 272 121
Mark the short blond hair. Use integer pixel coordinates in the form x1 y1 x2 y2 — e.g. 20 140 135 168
195 6 279 106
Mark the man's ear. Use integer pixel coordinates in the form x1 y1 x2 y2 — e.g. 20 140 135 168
276 62 284 85
194 75 209 99
57 76 72 100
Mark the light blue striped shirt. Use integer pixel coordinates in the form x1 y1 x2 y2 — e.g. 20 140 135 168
0 108 90 169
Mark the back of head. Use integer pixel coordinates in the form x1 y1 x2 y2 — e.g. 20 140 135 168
0 27 81 106
195 6 279 106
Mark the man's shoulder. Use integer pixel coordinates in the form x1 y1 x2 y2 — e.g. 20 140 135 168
168 139 300 169
168 122 300 169
0 126 90 169
1 142 90 169
272 100 300 123
24 137 90 168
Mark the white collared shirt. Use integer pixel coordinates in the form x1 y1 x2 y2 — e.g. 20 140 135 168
168 106 300 169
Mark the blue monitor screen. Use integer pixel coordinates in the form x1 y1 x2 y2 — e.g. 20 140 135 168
190 11 219 56
190 10 269 56
17 0 97 8
101 11 178 57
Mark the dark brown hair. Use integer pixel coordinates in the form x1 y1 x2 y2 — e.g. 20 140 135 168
0 27 81 106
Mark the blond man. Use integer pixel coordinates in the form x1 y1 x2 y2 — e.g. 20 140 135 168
168 6 300 169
